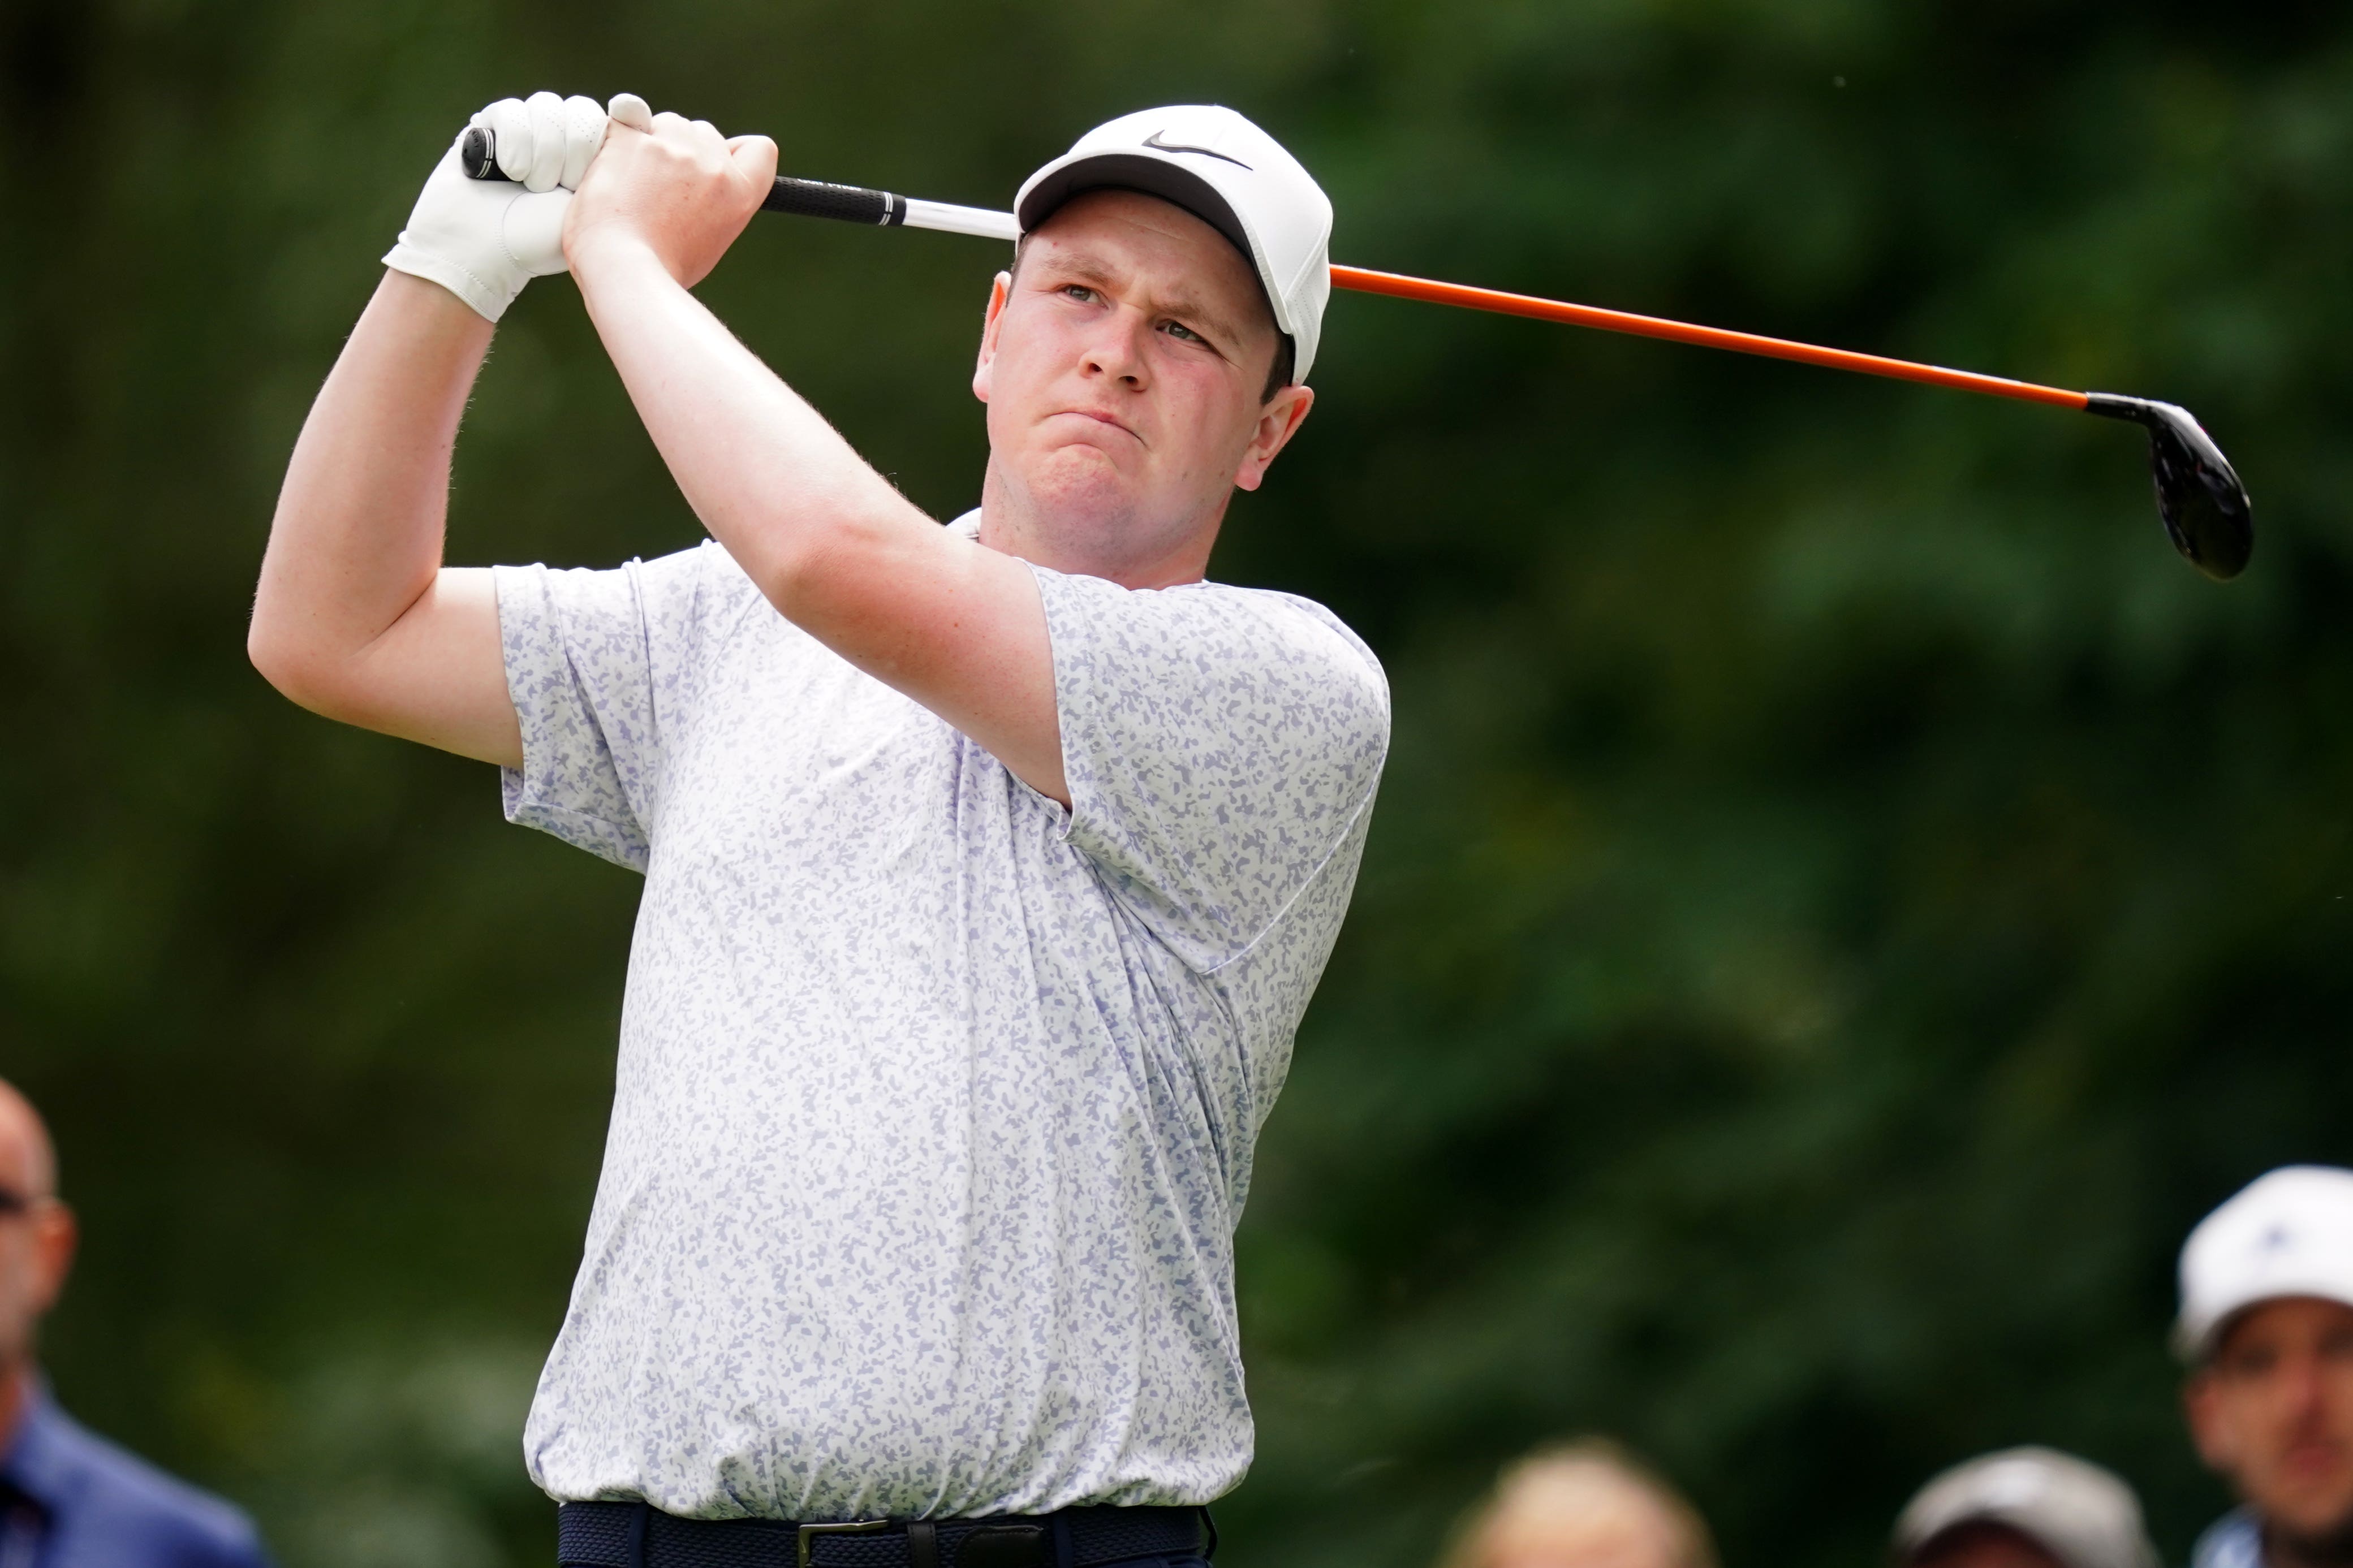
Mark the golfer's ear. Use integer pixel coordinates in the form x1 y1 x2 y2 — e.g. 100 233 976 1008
1234 383 1313 493
973 271 1011 403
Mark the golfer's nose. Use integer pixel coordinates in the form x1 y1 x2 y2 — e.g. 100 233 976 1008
1080 309 1150 387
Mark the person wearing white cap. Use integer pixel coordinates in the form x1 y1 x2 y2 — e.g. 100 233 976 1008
248 93 1386 1567
2177 1167 2353 1568
1891 1448 2155 1568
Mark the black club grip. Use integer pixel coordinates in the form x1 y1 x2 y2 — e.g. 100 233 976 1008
761 177 905 226
459 125 500 179
457 126 907 229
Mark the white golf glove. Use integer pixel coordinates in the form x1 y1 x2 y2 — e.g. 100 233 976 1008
382 92 615 322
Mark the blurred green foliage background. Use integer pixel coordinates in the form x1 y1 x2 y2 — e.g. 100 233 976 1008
5 0 2351 1563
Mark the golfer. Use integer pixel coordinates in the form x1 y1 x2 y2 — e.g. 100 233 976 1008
248 91 1386 1567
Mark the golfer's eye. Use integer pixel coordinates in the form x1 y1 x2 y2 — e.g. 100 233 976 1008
1058 285 1097 304
1162 321 1204 344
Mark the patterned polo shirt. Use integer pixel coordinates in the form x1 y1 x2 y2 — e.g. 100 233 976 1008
493 515 1387 1520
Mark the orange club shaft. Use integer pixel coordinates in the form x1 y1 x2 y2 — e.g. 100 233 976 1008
1326 265 2091 410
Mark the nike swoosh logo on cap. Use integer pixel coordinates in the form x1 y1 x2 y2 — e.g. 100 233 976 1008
1143 129 1253 170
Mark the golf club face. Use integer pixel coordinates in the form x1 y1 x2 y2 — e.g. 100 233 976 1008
2084 394 2253 580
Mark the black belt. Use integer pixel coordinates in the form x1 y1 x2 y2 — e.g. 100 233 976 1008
557 1501 1214 1568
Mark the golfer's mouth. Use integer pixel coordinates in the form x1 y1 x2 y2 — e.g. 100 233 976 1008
1049 409 1144 445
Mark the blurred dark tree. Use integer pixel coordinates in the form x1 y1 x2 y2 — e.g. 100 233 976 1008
3 1 2350 1565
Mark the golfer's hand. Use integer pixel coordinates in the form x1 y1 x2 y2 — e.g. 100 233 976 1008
563 94 778 288
383 92 609 322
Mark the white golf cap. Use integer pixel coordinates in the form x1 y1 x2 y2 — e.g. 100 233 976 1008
1014 105 1333 383
1894 1448 2154 1568
2177 1165 2353 1360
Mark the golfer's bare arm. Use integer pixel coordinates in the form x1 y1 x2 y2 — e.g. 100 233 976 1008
252 118 1062 801
567 122 1069 804
247 271 523 768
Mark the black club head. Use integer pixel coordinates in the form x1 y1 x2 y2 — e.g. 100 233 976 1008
2085 393 2253 581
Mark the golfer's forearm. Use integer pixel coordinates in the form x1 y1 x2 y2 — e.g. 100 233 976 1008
574 239 1066 801
571 240 933 604
249 271 492 710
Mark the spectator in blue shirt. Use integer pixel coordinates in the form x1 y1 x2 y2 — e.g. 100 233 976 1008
0 1077 272 1567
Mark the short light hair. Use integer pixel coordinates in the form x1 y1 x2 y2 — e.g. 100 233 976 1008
1440 1439 1719 1568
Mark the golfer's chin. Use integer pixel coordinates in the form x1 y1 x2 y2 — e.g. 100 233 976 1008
1019 445 1148 529
1006 448 1203 576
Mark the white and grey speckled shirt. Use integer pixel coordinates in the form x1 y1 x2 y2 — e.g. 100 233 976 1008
492 514 1387 1521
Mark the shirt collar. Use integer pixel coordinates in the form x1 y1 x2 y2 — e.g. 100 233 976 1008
0 1375 77 1512
2191 1508 2264 1568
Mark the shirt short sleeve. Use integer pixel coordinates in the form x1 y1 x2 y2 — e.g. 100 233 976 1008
1032 566 1390 973
493 545 717 872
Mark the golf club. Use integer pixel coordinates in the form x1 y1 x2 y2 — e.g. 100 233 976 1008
460 129 2254 580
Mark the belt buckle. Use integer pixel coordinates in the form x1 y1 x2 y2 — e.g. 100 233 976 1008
796 1519 890 1568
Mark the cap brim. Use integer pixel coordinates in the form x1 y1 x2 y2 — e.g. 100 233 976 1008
1908 1519 2076 1568
2177 1287 2353 1363
1018 153 1251 260
1016 153 1299 348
